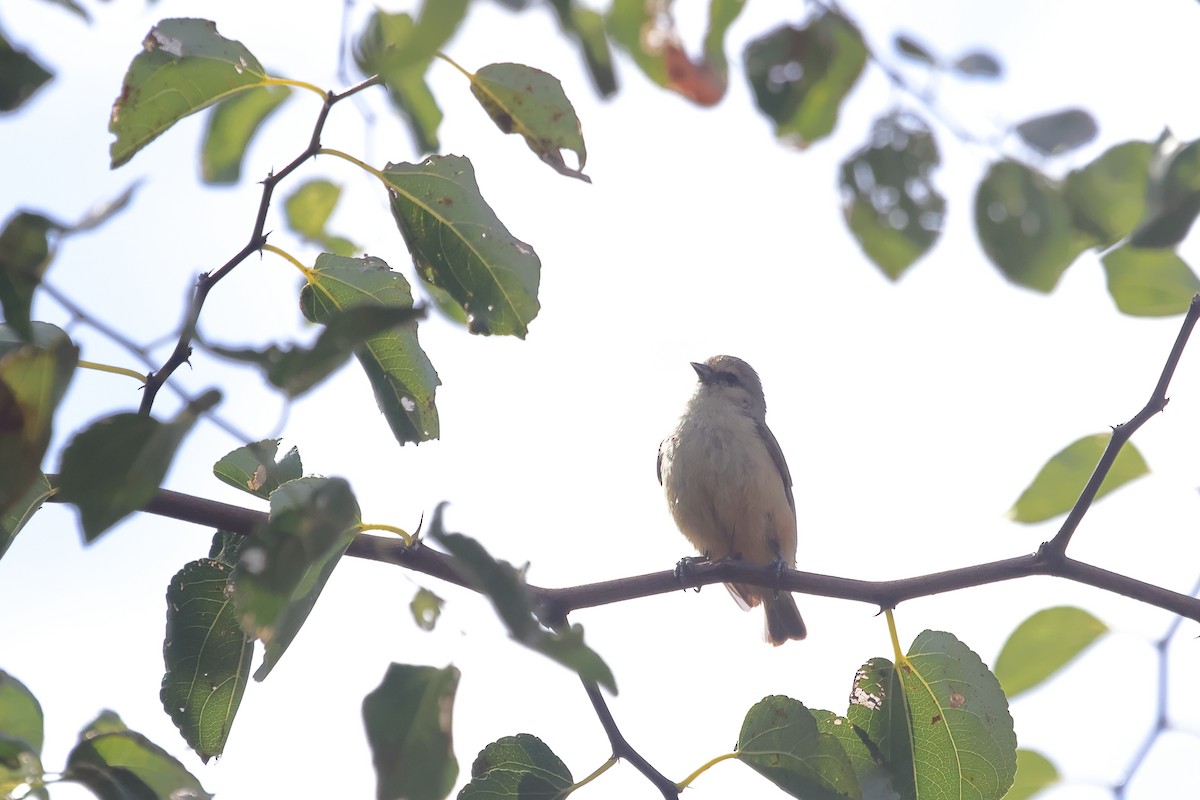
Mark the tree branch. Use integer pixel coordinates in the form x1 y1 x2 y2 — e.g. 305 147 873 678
581 680 679 799
138 74 384 417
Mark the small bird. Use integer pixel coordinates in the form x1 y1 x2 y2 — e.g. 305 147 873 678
657 355 807 645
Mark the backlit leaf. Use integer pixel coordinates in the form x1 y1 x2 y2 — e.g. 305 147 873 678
1015 108 1098 157
994 607 1108 698
461 734 572 799
737 696 861 799
1064 141 1153 244
213 439 302 500
1009 434 1149 523
201 84 290 184
840 112 944 280
300 254 440 444
470 63 589 182
110 18 272 168
0 31 53 112
66 729 210 800
1005 750 1059 800
283 179 357 256
847 632 1017 800
363 663 459 800
0 212 62 340
231 477 360 680
744 14 867 148
384 155 541 338
0 323 77 517
549 1 617 97
0 472 52 561
410 587 443 632
162 559 253 762
1130 132 1200 248
1103 246 1200 317
894 34 936 66
57 391 220 541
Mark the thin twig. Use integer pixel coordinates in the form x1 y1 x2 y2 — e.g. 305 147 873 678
138 74 384 417
1044 293 1200 558
580 680 679 799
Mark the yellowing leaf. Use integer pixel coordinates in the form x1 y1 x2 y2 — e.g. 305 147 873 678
1009 434 1149 523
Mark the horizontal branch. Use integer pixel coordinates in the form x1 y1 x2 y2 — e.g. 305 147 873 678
56 486 1200 625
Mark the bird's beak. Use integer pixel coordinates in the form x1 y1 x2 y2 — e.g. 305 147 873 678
690 361 713 383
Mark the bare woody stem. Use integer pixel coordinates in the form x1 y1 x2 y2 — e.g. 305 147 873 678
137 74 384 417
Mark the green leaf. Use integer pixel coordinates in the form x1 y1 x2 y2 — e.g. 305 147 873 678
810 710 897 800
430 508 616 692
57 391 220 541
1130 133 1200 248
231 477 360 680
363 663 460 800
1005 750 1058 800
201 84 291 184
894 34 936 66
162 559 253 762
354 6 466 153
461 734 573 799
1102 246 1200 317
1064 141 1153 244
993 607 1108 698
953 51 1002 78
1014 109 1098 157
0 31 53 112
737 696 861 799
0 212 63 340
549 1 617 97
384 155 541 338
79 710 128 739
1009 434 1149 523
213 439 302 500
606 0 670 87
299 254 440 444
109 18 271 168
847 632 1017 800
209 529 251 568
208 305 425 398
974 160 1089 292
283 179 357 256
0 323 78 517
840 112 944 280
0 671 43 756
0 672 44 800
470 63 590 182
410 587 444 632
744 14 867 148
66 730 210 800
1 472 52 561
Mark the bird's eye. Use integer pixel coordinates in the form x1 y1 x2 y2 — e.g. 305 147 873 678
719 371 740 387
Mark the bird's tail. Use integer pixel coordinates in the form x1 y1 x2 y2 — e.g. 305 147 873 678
764 592 806 645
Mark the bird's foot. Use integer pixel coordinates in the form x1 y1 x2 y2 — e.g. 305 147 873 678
674 555 709 590
766 558 789 589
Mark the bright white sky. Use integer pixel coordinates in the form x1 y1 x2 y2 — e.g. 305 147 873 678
3 1 1200 798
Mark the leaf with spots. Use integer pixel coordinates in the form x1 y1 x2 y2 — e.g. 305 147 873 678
846 631 1017 800
110 18 274 168
213 439 302 501
384 155 541 338
300 254 440 445
161 558 253 762
469 62 589 182
230 477 360 681
460 734 573 799
737 696 861 799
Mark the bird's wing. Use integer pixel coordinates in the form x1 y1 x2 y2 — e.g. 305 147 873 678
656 439 666 485
757 421 796 513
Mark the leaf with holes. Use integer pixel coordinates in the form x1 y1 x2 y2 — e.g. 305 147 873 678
470 63 589 181
213 439 302 500
737 696 861 799
847 632 1016 800
840 112 944 280
994 607 1108 698
300 254 440 444
110 18 273 168
384 156 541 338
162 559 253 762
1009 433 1149 523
